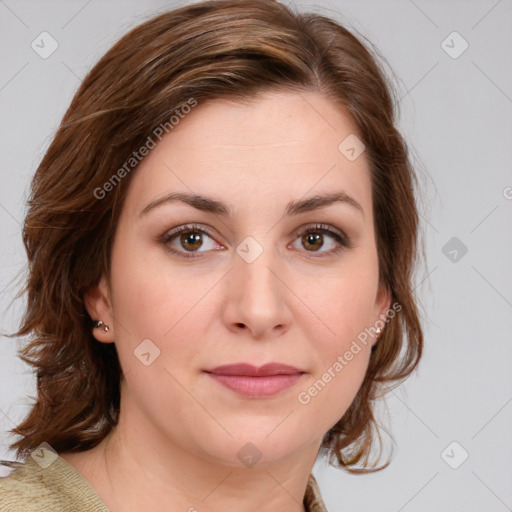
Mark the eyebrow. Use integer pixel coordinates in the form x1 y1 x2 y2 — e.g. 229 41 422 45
139 191 364 218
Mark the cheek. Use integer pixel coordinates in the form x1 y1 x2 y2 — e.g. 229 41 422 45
296 350 370 436
296 301 373 433
108 240 222 379
305 261 379 354
107 244 212 437
294 263 378 424
109 237 206 335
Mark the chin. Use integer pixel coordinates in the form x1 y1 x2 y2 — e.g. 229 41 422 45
190 418 318 469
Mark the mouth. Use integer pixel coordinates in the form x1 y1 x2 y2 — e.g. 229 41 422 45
203 363 306 398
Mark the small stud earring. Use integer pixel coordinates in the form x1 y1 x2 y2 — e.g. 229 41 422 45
376 327 382 337
94 320 110 332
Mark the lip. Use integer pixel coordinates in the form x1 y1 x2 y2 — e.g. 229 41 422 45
204 363 305 397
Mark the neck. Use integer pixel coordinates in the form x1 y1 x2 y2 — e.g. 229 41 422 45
66 406 321 512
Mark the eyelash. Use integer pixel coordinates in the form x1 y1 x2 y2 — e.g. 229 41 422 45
159 223 352 260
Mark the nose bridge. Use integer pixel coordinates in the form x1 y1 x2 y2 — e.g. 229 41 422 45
226 234 291 336
234 234 280 299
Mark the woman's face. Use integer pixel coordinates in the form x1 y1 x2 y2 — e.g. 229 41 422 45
89 90 390 467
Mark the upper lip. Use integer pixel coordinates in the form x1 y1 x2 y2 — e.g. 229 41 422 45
205 363 304 376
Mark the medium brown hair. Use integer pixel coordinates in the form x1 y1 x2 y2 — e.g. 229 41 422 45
6 0 423 472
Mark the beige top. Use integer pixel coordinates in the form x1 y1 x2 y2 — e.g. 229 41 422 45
0 455 328 511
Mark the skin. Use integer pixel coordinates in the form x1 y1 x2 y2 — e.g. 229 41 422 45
61 90 391 512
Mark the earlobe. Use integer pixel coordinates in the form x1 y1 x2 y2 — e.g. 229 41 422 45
84 275 115 343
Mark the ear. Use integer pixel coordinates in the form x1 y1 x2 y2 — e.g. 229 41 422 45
372 282 392 346
84 275 115 344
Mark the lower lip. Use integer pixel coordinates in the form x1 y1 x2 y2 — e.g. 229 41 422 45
206 373 303 397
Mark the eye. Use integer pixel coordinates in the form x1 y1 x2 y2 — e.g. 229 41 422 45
160 224 223 259
289 223 352 257
160 222 352 260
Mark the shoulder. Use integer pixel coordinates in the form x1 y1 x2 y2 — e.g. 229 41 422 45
0 457 58 511
305 473 328 512
0 454 110 512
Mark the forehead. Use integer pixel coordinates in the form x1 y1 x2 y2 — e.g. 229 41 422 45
122 90 372 219
164 90 360 152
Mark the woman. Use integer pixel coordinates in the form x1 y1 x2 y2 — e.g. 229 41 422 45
0 0 423 510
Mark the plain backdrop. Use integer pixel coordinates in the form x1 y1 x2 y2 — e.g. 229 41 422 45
1 1 511 511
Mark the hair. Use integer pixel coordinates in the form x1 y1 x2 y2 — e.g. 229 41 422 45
5 0 423 473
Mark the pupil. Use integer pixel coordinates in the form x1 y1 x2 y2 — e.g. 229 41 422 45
181 232 202 250
304 233 322 251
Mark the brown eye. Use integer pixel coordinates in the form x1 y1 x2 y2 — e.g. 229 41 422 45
302 232 324 251
179 231 203 251
291 224 351 257
161 224 222 259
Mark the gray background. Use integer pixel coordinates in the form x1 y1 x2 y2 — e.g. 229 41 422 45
1 1 511 511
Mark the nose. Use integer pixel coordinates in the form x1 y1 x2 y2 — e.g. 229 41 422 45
221 244 292 340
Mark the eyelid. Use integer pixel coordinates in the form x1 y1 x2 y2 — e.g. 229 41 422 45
160 223 222 247
291 222 351 247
